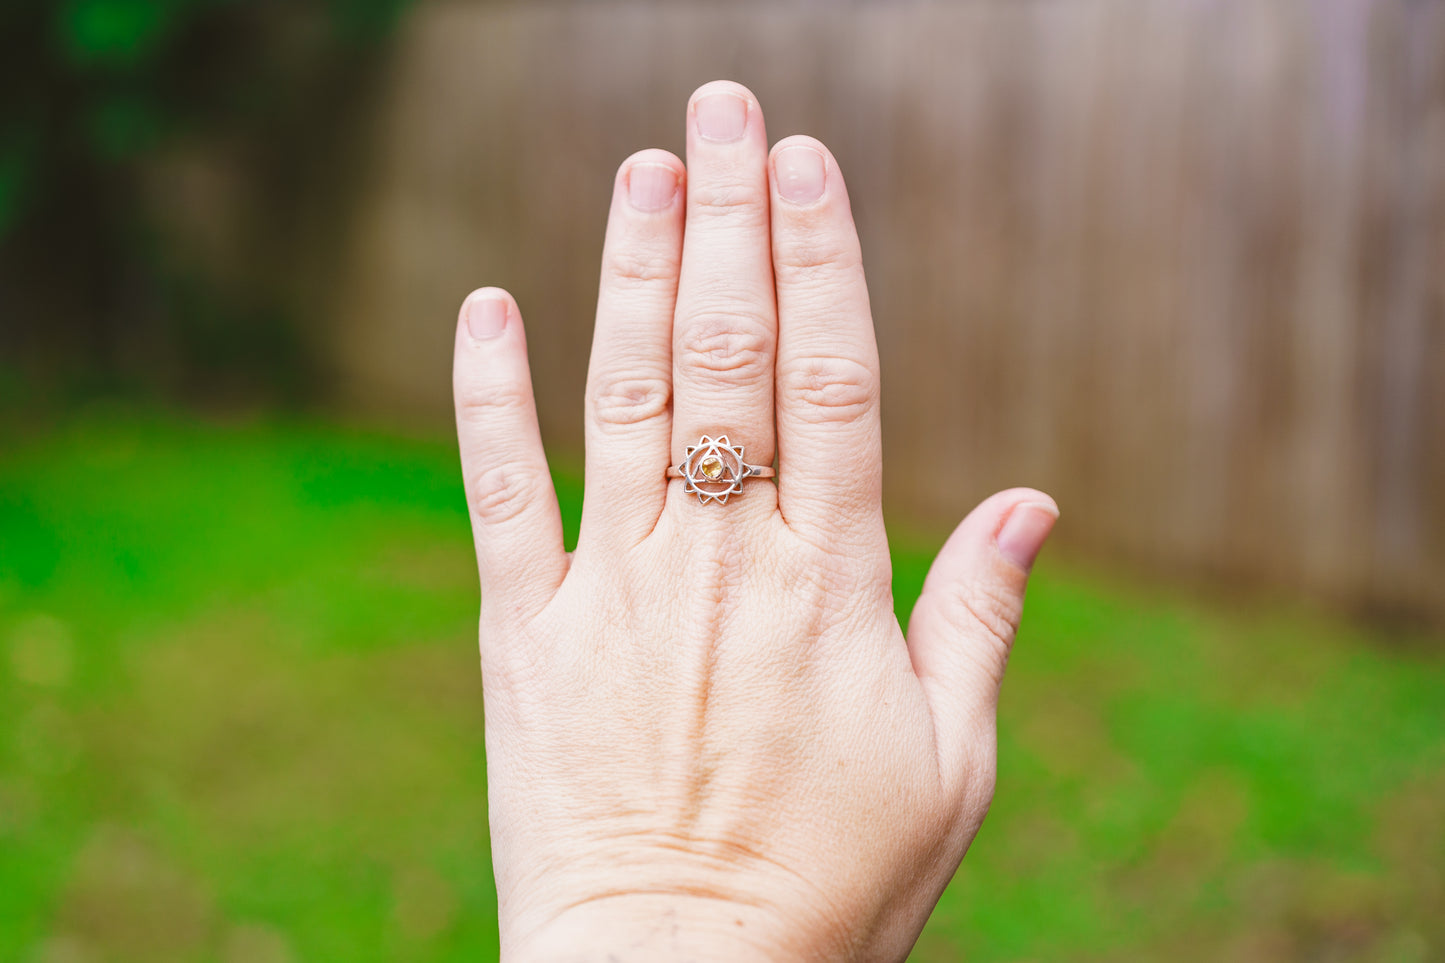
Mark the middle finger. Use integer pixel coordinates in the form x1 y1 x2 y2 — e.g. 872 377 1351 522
670 81 778 511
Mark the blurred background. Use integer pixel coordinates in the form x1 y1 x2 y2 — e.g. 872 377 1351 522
2 0 1442 960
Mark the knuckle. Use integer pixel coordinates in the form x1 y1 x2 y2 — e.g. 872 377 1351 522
455 380 533 421
775 552 849 626
677 311 773 378
780 532 884 614
468 463 542 526
954 764 998 823
590 375 671 431
774 239 861 282
603 247 680 289
690 179 768 220
779 355 877 423
949 581 1023 665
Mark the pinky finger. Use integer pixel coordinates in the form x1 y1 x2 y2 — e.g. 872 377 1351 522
453 288 567 618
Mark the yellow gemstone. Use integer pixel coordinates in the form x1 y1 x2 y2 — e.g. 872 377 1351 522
700 455 723 480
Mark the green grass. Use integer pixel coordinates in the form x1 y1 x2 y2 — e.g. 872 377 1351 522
2 410 1442 962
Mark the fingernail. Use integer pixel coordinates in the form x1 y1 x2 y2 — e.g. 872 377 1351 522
628 162 680 212
694 92 749 142
466 294 508 340
775 145 826 204
996 502 1059 571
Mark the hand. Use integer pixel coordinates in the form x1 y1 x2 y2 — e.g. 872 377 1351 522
452 80 1057 962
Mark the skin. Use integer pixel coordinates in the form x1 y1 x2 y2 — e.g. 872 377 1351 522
452 81 1058 962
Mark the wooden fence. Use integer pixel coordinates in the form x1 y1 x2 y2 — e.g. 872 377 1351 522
233 0 1444 619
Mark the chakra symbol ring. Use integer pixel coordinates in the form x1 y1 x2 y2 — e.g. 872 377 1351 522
665 435 775 504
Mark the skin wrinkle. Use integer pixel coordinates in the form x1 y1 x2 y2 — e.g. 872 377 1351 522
678 280 779 327
558 879 766 915
674 312 775 378
456 378 535 419
468 465 543 526
947 576 1025 677
778 355 878 423
589 376 672 430
772 238 862 279
519 892 787 963
604 255 682 291
563 820 853 960
688 182 770 221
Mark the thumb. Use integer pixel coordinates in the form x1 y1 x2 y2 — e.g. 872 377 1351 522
906 488 1058 785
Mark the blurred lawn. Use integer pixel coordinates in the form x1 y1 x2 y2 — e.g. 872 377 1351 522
1 411 1442 962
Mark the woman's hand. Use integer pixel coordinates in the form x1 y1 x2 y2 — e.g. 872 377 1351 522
453 80 1057 962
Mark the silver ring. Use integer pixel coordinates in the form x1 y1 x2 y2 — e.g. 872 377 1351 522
665 434 775 504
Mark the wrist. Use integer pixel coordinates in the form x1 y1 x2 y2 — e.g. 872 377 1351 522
505 892 815 963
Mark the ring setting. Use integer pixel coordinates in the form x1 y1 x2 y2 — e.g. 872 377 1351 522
666 434 774 504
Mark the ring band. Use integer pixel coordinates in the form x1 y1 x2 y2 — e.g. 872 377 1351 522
666 434 774 504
